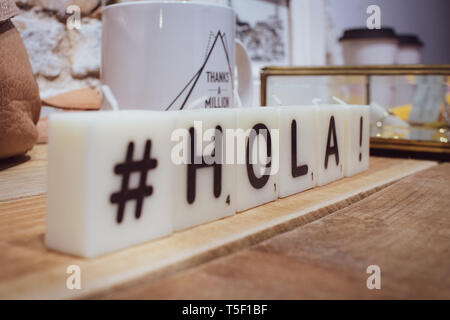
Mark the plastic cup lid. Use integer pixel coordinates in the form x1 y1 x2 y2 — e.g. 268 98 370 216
397 34 424 47
339 27 397 41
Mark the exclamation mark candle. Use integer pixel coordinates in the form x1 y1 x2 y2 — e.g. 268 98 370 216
344 105 370 176
46 111 175 258
172 108 237 231
236 107 279 212
315 105 345 186
277 105 317 198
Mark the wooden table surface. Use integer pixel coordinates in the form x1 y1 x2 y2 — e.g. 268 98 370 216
0 144 448 299
99 163 450 299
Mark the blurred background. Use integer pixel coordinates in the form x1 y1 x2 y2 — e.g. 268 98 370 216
327 0 450 65
11 0 450 100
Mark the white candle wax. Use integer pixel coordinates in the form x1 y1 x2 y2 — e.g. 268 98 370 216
46 111 175 258
235 107 279 212
45 104 371 257
172 108 237 231
277 105 317 198
315 105 345 186
344 105 370 177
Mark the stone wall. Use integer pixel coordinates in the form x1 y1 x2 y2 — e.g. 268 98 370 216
12 0 107 98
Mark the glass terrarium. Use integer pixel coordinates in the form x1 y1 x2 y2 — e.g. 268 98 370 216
261 65 450 156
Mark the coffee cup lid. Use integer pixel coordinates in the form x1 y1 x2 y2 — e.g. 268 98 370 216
397 34 424 47
339 28 397 41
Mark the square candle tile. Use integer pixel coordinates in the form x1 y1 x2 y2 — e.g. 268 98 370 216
344 105 370 177
315 105 345 186
277 105 317 198
172 108 237 231
236 107 279 212
46 111 175 258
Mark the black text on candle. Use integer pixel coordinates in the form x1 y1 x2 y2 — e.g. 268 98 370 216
325 116 339 169
110 140 158 224
359 116 363 162
187 126 222 204
291 119 308 178
246 123 272 189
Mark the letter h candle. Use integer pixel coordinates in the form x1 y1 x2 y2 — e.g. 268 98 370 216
172 109 237 231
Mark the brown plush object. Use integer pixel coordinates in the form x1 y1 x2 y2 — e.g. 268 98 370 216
0 2 41 159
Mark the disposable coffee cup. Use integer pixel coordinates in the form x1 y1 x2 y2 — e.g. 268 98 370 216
396 34 423 64
339 28 398 65
339 28 398 109
392 35 423 107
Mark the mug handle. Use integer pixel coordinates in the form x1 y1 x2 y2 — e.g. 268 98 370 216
235 39 253 107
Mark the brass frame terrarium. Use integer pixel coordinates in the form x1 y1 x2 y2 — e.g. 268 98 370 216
260 65 450 155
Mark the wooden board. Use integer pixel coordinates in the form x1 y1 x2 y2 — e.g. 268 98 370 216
0 155 436 299
0 145 47 202
101 163 450 299
41 88 100 111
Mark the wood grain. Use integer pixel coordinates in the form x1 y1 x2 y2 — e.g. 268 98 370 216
0 145 47 202
41 88 100 111
0 156 436 299
99 163 450 300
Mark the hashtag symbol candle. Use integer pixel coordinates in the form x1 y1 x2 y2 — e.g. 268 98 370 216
110 141 158 224
46 111 175 258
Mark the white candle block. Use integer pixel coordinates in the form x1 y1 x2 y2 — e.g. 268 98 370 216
236 107 279 212
277 106 317 198
172 109 237 231
344 105 370 177
315 105 345 186
46 111 175 258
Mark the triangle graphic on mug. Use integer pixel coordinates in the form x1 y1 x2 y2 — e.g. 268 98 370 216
165 31 234 111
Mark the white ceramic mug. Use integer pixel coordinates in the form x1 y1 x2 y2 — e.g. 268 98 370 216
101 1 253 110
